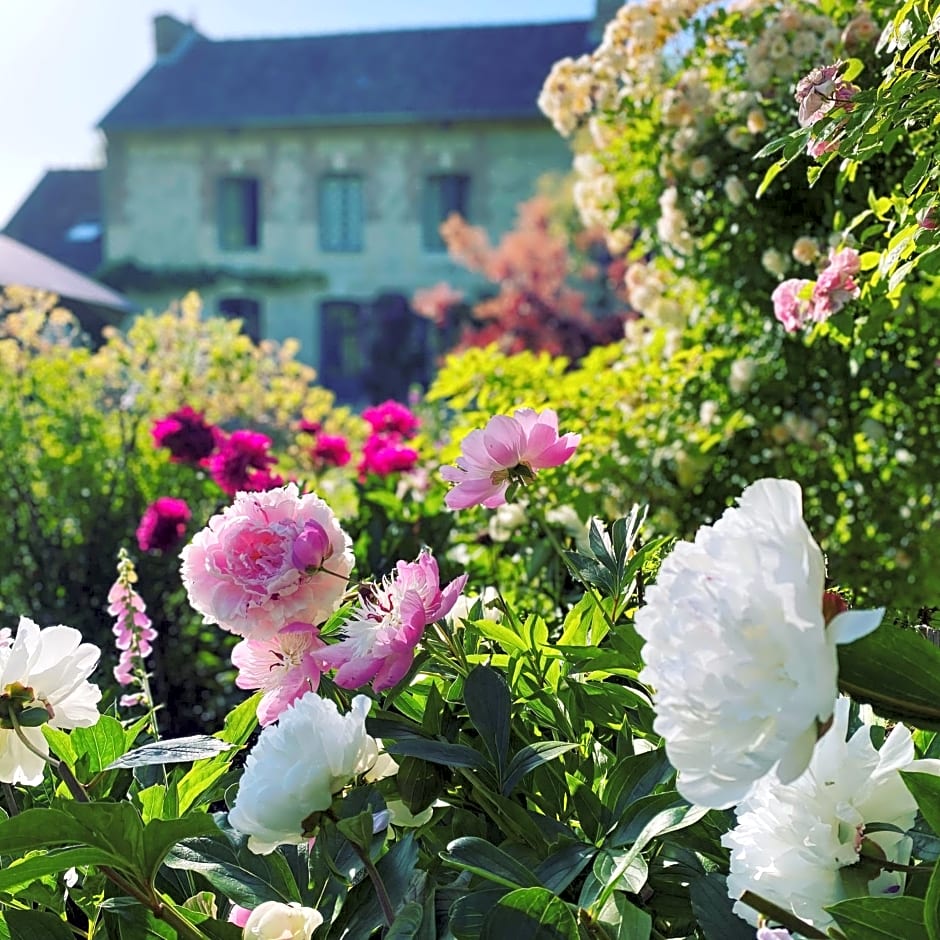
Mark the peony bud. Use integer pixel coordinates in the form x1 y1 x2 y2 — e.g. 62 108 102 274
242 901 323 939
291 520 333 571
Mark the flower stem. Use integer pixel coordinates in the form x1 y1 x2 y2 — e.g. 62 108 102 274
1 782 18 816
738 891 829 939
346 836 396 927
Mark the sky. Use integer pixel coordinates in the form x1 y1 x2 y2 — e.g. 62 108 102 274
0 0 595 228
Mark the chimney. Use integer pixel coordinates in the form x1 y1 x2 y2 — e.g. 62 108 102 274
589 0 621 45
153 14 196 59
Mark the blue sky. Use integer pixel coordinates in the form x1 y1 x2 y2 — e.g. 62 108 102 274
0 0 594 228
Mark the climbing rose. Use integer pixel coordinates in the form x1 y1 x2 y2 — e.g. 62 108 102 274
180 483 354 639
318 550 468 692
811 247 860 321
228 692 378 854
441 407 580 509
0 618 101 785
136 496 191 553
241 901 323 939
771 279 814 332
724 697 940 931
208 430 284 497
231 622 326 726
635 478 884 809
151 405 218 463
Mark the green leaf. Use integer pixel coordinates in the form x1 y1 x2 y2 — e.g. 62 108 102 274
106 734 235 770
449 888 509 940
442 837 542 890
838 624 940 729
386 902 425 939
502 741 577 796
59 800 146 875
480 887 579 940
926 862 940 940
0 808 88 855
534 843 595 895
142 814 220 884
0 846 123 892
689 874 755 940
336 810 377 851
384 738 487 769
396 755 444 814
595 891 652 940
464 665 511 776
827 895 929 939
71 715 127 772
4 910 76 940
902 771 940 835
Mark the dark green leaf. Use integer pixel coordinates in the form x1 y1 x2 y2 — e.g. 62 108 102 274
442 837 542 889
926 863 940 940
397 756 445 814
595 891 652 940
386 902 425 939
502 741 578 796
106 735 235 770
689 874 755 940
0 808 88 854
480 887 579 940
5 910 75 940
465 665 511 775
903 771 940 835
449 887 509 940
535 843 596 895
384 738 487 769
142 814 220 884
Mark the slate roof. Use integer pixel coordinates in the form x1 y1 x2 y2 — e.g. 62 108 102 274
3 169 103 275
98 20 591 132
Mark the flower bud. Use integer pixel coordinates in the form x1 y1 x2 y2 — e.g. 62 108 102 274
290 520 333 572
241 901 323 939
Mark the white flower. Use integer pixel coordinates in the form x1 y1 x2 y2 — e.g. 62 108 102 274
0 617 101 785
242 900 323 939
723 697 940 931
636 479 883 809
228 692 378 854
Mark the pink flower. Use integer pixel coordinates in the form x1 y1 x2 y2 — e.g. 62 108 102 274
359 433 420 478
771 279 814 332
152 406 219 464
180 483 354 639
227 904 252 928
232 622 326 725
362 400 420 437
811 248 860 322
136 497 191 553
412 282 465 325
311 433 351 468
318 550 468 692
441 407 580 510
795 62 856 127
297 418 322 436
208 430 284 497
108 553 158 693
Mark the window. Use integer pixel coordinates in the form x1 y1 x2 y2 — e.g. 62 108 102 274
218 297 261 344
319 301 368 402
218 177 260 250
422 174 469 251
319 175 364 252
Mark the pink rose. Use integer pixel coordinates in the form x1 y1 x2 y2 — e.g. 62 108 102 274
441 407 579 510
811 248 860 322
318 550 467 692
180 483 354 639
771 279 814 332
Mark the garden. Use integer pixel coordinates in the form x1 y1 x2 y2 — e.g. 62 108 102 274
1 0 940 937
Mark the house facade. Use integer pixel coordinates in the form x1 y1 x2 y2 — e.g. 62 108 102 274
91 13 600 400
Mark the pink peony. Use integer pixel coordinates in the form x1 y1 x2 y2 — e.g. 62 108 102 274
208 430 284 497
359 433 420 478
180 483 354 639
771 278 814 332
232 622 326 725
311 433 352 468
362 400 420 438
318 550 467 692
151 406 219 464
441 407 580 510
136 496 191 553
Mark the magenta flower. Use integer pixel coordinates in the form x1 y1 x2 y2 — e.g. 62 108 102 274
441 407 580 510
318 550 468 692
108 551 158 695
771 279 814 332
136 496 191 553
359 433 420 478
180 483 354 639
312 433 352 468
151 406 219 464
231 622 326 725
208 429 284 497
362 400 420 438
297 418 323 436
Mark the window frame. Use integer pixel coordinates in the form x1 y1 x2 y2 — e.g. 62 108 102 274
318 173 365 253
217 176 261 251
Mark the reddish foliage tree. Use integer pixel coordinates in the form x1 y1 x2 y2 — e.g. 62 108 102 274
412 196 630 362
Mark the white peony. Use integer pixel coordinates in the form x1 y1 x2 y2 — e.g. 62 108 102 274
229 692 378 854
0 617 101 785
635 478 883 808
723 697 940 930
242 900 323 939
